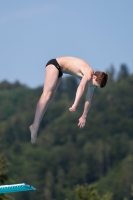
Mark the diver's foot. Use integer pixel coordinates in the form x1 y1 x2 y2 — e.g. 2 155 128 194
29 125 38 144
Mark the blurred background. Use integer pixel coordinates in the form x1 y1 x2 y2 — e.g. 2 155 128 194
0 1 133 200
0 0 133 88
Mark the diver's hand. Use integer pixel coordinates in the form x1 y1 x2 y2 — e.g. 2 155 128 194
69 104 77 112
78 116 86 128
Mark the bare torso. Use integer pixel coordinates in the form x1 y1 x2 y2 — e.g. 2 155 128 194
56 56 94 79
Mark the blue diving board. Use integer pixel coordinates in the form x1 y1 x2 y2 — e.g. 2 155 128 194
0 183 36 194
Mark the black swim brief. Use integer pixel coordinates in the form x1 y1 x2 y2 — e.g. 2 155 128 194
45 59 63 77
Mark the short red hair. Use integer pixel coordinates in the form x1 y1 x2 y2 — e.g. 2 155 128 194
94 71 108 88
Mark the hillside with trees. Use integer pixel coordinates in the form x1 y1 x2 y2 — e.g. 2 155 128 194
0 64 133 200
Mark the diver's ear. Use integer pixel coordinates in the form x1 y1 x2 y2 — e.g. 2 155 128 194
92 75 97 79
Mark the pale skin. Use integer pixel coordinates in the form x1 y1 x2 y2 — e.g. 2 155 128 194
29 56 100 144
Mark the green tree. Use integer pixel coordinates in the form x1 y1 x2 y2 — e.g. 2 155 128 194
117 64 129 81
106 65 116 86
65 76 78 100
0 155 14 200
0 72 133 200
74 184 113 200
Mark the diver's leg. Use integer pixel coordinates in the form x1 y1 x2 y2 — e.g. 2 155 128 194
30 65 62 143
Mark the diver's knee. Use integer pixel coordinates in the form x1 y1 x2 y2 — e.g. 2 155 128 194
42 90 54 100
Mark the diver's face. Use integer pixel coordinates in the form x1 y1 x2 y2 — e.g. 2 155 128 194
92 75 100 87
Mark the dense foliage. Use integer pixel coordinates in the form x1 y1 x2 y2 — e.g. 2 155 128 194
0 155 13 200
0 64 133 200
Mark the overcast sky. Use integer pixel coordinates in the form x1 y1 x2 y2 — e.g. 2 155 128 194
0 0 133 88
